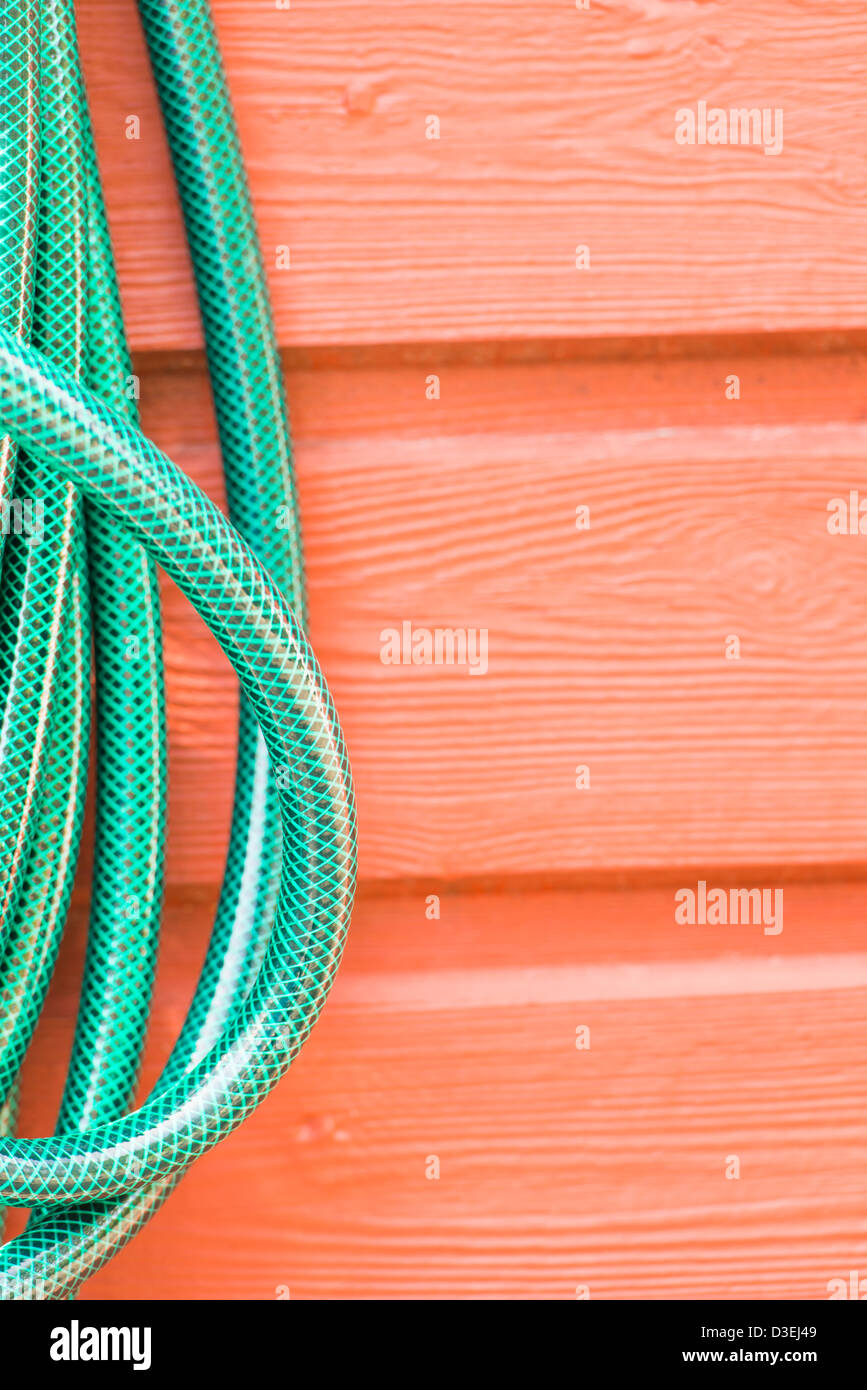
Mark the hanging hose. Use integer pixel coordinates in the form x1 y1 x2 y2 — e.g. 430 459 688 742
0 0 356 1299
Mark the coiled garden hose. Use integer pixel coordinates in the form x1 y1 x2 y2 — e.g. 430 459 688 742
0 0 356 1299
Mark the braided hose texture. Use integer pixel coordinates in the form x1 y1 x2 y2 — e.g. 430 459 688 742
0 0 356 1297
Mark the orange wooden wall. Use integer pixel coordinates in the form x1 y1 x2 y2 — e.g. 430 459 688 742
8 0 867 1298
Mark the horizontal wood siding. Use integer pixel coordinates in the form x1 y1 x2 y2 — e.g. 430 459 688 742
78 0 867 349
4 0 862 1301
10 884 867 1299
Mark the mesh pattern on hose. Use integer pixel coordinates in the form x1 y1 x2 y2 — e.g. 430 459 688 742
0 0 356 1297
0 0 87 971
55 46 167 1140
0 330 356 1201
0 0 92 1182
0 0 38 566
0 16 40 1209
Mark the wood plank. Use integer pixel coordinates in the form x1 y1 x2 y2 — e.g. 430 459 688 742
77 0 867 350
8 884 866 1299
135 354 867 883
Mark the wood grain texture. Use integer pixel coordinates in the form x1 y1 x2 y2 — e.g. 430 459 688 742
135 353 867 884
77 0 867 350
11 0 865 1308
9 884 866 1300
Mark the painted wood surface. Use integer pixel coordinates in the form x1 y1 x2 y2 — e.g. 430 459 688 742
134 353 867 884
9 883 867 1300
4 0 866 1306
77 0 867 350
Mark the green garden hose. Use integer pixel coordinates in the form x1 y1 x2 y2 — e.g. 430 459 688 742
0 0 356 1299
